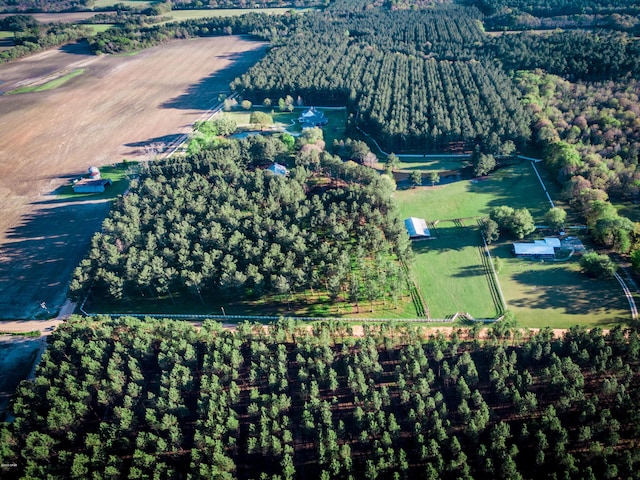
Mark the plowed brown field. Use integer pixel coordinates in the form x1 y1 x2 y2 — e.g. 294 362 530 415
0 37 267 319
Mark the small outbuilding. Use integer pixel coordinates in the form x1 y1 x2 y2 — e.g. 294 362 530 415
73 178 112 193
266 162 288 177
405 217 430 239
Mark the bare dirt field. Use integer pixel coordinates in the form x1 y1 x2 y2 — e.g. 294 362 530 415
0 36 267 320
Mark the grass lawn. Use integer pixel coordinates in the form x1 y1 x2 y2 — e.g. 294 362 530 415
55 162 136 200
7 69 85 95
491 242 630 328
0 31 13 39
221 106 347 148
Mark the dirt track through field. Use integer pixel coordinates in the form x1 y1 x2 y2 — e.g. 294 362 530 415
0 37 267 319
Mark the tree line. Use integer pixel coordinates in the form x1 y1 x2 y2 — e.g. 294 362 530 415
2 317 640 479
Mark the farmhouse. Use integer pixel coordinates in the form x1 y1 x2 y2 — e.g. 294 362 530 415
298 107 328 127
512 238 560 258
405 217 430 239
266 162 288 177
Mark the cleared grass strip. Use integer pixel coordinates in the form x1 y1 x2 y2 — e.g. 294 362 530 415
7 69 85 95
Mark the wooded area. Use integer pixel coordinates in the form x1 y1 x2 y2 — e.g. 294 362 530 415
2 317 640 479
70 134 411 309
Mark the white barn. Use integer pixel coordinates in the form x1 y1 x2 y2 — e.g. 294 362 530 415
405 217 430 239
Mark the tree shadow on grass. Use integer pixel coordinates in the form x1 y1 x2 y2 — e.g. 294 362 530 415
509 267 627 317
0 197 110 320
160 47 268 111
453 265 487 278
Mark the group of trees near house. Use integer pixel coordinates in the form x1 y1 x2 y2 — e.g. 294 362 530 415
2 316 640 479
70 134 411 309
231 6 531 152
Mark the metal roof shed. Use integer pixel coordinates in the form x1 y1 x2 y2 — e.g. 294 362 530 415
405 217 430 238
513 243 555 257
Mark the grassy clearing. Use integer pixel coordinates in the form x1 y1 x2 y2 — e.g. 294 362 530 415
394 155 471 173
7 69 85 95
55 162 136 200
395 161 629 328
0 31 13 39
85 24 117 35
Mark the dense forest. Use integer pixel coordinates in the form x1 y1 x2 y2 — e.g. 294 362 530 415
70 133 411 309
231 7 531 152
461 0 640 31
2 317 640 479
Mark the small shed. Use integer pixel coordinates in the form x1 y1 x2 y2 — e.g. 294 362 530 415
73 178 112 193
405 217 430 239
266 162 288 177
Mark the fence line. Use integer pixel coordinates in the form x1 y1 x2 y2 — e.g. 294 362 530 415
80 311 501 323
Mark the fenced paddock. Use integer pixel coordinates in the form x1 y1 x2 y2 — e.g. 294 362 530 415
396 160 630 328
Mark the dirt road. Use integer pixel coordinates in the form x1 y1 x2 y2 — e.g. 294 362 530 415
0 37 267 320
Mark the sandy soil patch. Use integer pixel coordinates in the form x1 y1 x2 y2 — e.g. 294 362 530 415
0 36 267 319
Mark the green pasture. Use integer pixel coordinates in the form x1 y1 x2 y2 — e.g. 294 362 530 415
0 31 13 39
55 162 136 200
490 242 629 328
395 160 630 327
7 69 85 95
396 161 552 221
411 223 500 319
